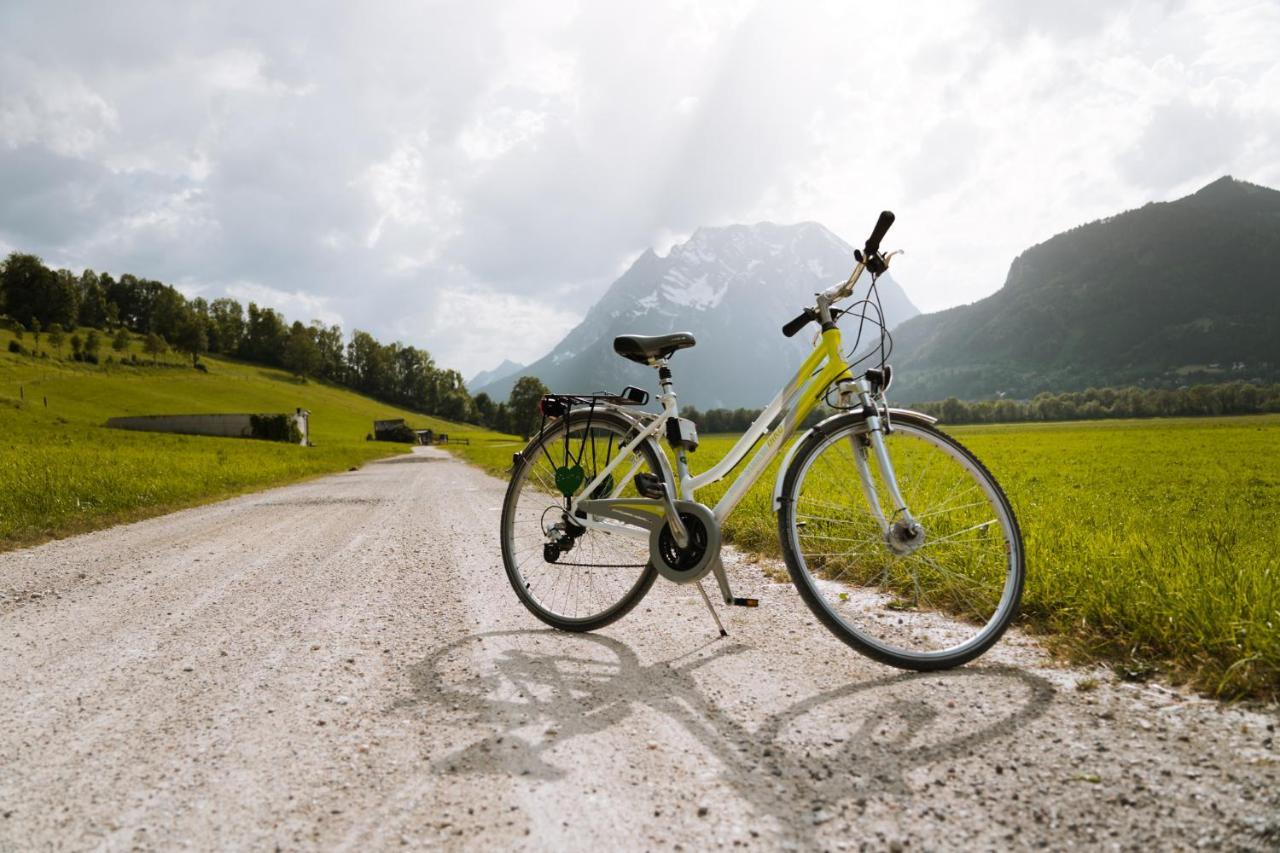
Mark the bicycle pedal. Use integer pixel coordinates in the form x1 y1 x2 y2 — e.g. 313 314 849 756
633 472 664 499
731 597 759 607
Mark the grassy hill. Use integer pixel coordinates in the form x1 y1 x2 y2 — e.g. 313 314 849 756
0 325 507 549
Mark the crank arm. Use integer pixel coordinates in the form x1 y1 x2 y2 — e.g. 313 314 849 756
656 482 689 547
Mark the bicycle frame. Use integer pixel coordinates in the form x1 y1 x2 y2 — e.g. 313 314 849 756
572 323 858 531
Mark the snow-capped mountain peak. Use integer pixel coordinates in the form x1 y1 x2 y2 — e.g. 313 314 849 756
474 221 920 408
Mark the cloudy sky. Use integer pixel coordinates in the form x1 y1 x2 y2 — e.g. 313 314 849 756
2 0 1278 378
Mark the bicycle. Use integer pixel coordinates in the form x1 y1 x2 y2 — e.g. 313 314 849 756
500 212 1025 670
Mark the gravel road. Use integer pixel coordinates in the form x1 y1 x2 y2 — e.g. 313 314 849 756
1 447 1277 851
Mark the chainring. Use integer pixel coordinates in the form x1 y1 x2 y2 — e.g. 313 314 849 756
649 500 721 583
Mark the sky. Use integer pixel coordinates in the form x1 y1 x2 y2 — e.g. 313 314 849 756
2 0 1278 379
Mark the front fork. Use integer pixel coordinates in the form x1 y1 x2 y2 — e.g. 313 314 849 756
844 382 918 538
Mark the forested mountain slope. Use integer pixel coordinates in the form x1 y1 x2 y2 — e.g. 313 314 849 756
889 177 1280 402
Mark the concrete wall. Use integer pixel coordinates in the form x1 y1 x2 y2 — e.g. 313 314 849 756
106 412 309 445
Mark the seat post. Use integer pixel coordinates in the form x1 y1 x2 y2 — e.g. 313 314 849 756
654 357 693 498
653 358 676 406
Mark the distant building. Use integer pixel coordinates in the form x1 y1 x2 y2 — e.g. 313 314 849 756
107 410 310 445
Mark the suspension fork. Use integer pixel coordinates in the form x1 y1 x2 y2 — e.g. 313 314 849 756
843 381 916 533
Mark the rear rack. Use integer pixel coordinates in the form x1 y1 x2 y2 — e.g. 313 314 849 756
524 386 653 496
539 386 649 418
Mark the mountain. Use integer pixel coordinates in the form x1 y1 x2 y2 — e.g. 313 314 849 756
888 177 1280 402
474 222 919 408
467 358 524 392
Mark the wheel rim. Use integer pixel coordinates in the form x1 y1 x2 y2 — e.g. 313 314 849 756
788 422 1021 663
504 416 657 625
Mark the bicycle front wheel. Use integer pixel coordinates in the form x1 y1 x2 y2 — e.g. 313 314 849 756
501 409 660 632
777 415 1024 670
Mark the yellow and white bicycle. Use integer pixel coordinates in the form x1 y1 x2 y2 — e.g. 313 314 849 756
501 212 1025 670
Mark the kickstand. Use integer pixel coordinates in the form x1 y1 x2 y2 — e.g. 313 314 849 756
696 579 727 638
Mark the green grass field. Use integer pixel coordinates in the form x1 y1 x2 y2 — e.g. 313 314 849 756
5 324 1276 699
0 326 505 548
453 413 1280 700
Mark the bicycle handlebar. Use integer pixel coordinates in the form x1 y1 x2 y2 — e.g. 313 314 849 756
865 210 895 255
781 210 896 337
782 309 816 338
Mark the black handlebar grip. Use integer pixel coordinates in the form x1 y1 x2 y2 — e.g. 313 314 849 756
865 210 896 255
782 309 815 338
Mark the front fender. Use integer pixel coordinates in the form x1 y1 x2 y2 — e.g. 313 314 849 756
770 407 939 512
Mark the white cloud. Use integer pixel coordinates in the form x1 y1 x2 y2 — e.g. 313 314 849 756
458 108 548 162
0 60 118 158
0 0 1276 369
224 281 345 328
414 286 582 377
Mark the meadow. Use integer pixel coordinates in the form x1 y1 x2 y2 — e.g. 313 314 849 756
453 414 1280 700
0 326 501 548
4 323 1276 699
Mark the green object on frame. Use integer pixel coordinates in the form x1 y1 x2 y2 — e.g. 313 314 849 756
555 464 585 496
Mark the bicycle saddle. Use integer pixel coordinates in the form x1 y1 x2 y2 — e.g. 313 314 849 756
612 332 697 365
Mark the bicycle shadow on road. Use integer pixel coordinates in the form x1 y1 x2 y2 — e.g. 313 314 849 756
397 629 1055 821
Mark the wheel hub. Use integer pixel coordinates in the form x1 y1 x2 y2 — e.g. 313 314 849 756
886 518 925 555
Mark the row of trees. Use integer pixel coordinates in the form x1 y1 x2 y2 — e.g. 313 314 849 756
0 251 509 426
913 382 1280 424
10 320 184 365
682 382 1280 434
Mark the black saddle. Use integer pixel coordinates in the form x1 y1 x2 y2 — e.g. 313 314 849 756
612 332 697 365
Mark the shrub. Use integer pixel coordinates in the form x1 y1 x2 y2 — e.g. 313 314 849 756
249 414 303 444
194 362 208 373
373 423 418 443
7 340 24 355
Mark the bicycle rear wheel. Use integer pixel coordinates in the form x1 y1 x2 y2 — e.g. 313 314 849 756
777 414 1024 670
501 409 661 632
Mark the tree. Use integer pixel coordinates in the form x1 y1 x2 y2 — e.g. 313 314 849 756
143 332 167 364
282 322 321 378
70 333 83 359
112 327 130 353
84 329 102 361
47 322 65 356
78 270 109 328
149 285 187 340
346 330 391 396
106 274 143 328
50 270 80 328
473 392 495 426
30 318 41 354
208 298 246 354
0 253 55 328
313 322 345 380
241 303 288 365
173 311 208 367
507 376 550 439
491 402 510 435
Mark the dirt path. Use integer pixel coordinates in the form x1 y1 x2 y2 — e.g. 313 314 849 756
1 447 1276 851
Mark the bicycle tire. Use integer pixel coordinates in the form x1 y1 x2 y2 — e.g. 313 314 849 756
777 412 1025 670
501 408 661 632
